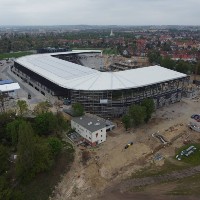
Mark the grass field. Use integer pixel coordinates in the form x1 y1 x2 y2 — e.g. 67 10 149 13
175 143 200 165
0 51 34 60
103 48 118 55
72 47 119 55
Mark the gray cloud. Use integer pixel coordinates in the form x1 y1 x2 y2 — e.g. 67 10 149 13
0 0 199 25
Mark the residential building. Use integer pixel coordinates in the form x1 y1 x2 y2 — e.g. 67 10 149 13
71 115 107 146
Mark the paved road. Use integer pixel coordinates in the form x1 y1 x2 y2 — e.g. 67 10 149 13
1 61 48 105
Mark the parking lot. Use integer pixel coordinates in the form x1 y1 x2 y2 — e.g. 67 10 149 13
0 59 51 111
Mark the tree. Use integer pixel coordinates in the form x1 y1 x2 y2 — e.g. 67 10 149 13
161 42 171 52
0 111 16 141
147 50 162 64
33 101 50 115
16 122 52 181
34 112 68 135
0 93 8 112
0 176 12 200
72 102 84 116
17 100 28 116
34 112 56 135
32 137 52 175
16 121 35 180
6 119 24 147
0 145 9 174
141 98 155 123
48 137 62 156
175 61 187 73
128 104 146 127
196 62 200 75
55 112 69 132
161 57 176 70
122 115 131 131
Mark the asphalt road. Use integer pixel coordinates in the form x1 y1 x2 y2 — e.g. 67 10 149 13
0 60 47 104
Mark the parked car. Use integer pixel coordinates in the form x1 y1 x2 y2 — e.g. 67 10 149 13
191 114 198 119
185 150 194 157
180 150 187 156
192 115 200 120
176 155 181 161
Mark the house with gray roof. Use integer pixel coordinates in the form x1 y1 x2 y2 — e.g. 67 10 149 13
71 115 107 146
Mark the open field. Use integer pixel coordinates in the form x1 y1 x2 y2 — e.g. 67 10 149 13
72 47 118 55
0 51 33 60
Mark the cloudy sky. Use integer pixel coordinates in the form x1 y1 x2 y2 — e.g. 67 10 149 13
1 0 199 26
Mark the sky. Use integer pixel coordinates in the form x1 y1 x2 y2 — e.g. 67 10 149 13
1 0 200 26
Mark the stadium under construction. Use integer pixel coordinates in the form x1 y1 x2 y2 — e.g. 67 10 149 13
12 50 189 118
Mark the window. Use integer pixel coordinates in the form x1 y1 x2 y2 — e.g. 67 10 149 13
101 130 103 132
96 133 98 137
101 135 102 137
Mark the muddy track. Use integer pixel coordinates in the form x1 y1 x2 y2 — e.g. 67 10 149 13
119 165 200 192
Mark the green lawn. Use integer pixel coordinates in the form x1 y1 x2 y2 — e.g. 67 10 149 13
72 47 102 51
0 51 34 60
103 48 118 55
175 143 200 166
72 47 119 55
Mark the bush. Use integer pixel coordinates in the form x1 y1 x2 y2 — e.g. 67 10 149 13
0 145 9 174
48 137 62 156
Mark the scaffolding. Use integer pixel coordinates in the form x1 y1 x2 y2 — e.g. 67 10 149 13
13 53 189 119
70 77 188 118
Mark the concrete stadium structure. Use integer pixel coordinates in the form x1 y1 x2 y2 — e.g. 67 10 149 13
12 50 189 118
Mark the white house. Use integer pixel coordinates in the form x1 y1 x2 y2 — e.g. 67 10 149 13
71 115 107 146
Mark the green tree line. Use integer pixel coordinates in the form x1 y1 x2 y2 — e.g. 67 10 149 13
148 51 199 75
122 98 155 130
0 102 73 199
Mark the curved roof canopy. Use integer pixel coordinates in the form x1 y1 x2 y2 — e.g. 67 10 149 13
16 50 187 91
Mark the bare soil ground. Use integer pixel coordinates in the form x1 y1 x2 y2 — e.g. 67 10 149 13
52 97 200 200
98 182 200 200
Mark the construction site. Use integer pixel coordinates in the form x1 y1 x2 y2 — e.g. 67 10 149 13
2 51 200 199
50 87 200 200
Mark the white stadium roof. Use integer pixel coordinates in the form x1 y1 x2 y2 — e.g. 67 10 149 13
16 50 187 91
